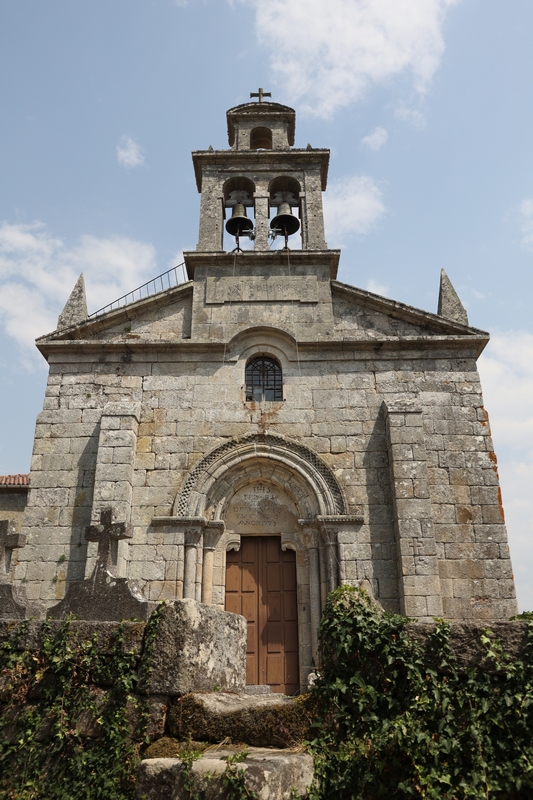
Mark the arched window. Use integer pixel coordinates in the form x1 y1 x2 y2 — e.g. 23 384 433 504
250 127 273 150
245 356 283 402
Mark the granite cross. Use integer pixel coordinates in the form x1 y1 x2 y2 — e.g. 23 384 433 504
0 519 26 578
85 508 133 571
250 87 271 103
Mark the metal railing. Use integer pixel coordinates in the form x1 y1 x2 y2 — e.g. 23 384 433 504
88 262 188 319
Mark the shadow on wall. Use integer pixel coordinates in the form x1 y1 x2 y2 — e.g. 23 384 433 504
363 407 398 613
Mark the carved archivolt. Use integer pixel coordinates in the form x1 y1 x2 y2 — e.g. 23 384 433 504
173 433 347 518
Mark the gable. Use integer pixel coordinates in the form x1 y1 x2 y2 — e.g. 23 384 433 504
331 281 487 340
39 283 193 344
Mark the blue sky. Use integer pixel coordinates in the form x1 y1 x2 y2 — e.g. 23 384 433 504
1 0 533 608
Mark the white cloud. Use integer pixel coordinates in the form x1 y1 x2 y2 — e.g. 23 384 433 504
519 198 533 251
243 0 460 117
395 103 427 128
0 221 157 355
116 135 145 169
323 175 386 242
366 278 389 296
478 330 533 611
361 127 388 152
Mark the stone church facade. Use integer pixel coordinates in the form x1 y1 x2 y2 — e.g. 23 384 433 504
0 99 517 692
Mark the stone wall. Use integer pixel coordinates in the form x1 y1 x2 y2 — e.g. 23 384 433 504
18 300 515 624
0 488 27 531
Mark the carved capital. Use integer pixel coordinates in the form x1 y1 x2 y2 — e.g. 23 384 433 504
297 519 320 549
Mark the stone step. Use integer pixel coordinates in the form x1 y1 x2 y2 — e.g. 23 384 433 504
136 747 314 800
167 691 315 748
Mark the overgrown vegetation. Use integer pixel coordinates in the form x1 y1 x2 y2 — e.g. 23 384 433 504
307 586 533 799
0 618 146 800
3 593 532 799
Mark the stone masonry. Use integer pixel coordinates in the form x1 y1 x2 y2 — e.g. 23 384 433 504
0 98 517 692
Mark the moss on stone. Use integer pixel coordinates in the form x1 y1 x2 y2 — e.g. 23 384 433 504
167 692 318 748
142 736 208 759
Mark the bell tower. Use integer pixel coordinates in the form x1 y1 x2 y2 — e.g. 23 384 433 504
184 92 339 343
191 92 330 252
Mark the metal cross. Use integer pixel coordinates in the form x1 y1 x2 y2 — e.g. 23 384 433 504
0 519 26 577
250 88 271 103
85 508 132 571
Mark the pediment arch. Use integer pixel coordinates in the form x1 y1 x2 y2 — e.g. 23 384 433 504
173 432 347 519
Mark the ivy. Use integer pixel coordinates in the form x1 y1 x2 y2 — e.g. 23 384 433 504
307 586 533 800
0 615 161 800
221 750 258 800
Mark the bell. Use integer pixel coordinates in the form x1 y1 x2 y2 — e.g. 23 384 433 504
226 203 254 237
270 201 300 236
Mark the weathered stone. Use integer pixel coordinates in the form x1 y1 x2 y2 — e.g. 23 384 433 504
138 600 247 696
167 692 315 747
438 269 469 326
136 748 314 800
126 694 168 741
0 618 146 655
405 619 528 668
57 273 88 329
135 758 184 800
46 568 155 622
0 584 27 619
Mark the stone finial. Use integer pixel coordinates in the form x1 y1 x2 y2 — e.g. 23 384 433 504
57 273 88 329
438 269 469 326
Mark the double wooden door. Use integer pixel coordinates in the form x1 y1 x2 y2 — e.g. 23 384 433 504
225 536 299 694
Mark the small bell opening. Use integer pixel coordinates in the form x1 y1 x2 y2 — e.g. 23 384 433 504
223 178 256 251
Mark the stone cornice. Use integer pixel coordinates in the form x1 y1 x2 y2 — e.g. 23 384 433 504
191 149 330 192
184 248 341 280
35 334 489 361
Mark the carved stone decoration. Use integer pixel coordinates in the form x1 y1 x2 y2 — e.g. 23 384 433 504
0 520 28 619
173 432 348 519
47 508 154 622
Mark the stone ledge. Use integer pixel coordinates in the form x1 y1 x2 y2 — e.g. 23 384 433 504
136 748 314 800
0 619 146 655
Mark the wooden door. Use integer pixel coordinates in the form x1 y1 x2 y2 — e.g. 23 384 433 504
225 536 299 694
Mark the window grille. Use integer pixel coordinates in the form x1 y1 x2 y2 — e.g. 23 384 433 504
245 356 283 402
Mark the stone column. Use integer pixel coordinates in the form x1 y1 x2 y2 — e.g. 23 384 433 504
319 522 339 596
184 526 204 600
197 177 224 252
299 521 321 665
86 401 141 579
302 171 327 249
201 523 224 606
253 193 270 251
384 399 443 621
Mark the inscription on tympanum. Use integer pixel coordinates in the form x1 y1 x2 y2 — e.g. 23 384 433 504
225 483 298 533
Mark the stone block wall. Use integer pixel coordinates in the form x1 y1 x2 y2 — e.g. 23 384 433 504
0 488 28 531
15 323 516 622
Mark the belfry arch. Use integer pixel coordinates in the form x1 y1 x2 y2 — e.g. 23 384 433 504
160 434 362 689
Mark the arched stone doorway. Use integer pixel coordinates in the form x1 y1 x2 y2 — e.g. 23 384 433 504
224 481 300 693
155 433 362 691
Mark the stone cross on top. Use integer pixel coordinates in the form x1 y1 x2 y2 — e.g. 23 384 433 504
250 87 271 103
0 519 26 579
85 508 132 572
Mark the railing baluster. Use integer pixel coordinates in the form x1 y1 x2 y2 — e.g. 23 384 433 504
88 262 187 318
